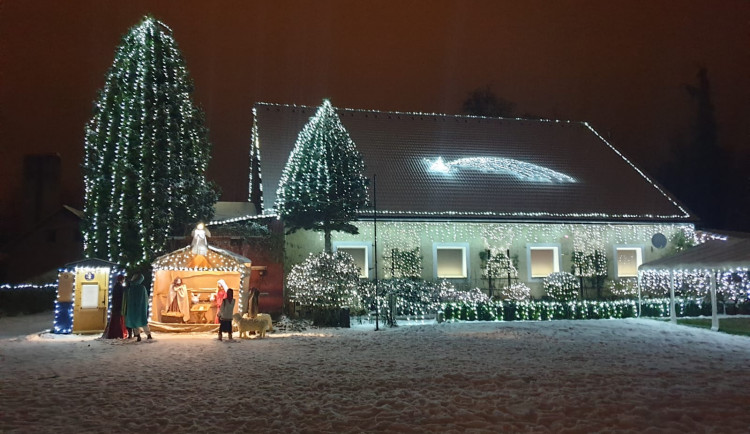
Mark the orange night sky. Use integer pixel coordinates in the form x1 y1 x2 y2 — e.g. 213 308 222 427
1 1 748 227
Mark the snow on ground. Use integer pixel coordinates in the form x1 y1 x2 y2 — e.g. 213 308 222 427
1 313 749 433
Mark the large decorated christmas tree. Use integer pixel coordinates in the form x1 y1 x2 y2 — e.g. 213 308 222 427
83 16 217 270
275 99 368 252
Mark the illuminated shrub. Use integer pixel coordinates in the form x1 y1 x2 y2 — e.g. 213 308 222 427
286 252 360 309
440 286 491 304
357 279 490 318
607 278 638 298
498 282 531 301
543 272 579 302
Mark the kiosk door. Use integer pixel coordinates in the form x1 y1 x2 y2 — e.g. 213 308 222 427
72 270 109 332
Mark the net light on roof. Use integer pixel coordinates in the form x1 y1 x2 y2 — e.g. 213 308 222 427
426 157 576 183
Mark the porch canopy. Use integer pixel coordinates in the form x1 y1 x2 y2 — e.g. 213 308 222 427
639 238 750 330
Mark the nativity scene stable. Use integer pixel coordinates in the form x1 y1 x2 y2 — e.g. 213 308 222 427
210 100 696 301
148 225 252 332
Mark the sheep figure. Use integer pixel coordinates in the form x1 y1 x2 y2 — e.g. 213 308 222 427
233 313 269 339
244 312 273 332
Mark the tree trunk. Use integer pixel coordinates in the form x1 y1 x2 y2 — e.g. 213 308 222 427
324 228 332 253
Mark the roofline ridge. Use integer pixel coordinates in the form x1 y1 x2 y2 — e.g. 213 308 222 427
357 209 693 220
252 101 584 124
583 122 692 219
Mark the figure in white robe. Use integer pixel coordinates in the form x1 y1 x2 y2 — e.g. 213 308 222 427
191 223 211 256
168 278 191 322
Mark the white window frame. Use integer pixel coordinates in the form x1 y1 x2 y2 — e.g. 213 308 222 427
614 245 643 278
433 243 469 279
333 242 372 279
526 244 561 280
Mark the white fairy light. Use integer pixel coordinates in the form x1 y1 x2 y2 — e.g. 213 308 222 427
83 16 215 270
426 156 576 183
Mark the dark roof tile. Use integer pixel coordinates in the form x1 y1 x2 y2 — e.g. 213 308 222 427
253 102 691 222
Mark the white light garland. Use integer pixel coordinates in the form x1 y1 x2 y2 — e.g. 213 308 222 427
584 123 690 218
639 267 750 301
358 209 690 220
287 221 694 285
208 213 277 226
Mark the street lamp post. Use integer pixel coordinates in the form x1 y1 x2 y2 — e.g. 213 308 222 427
373 174 379 331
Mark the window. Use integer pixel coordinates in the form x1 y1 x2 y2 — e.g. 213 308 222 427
434 243 469 279
527 245 560 279
333 242 370 278
80 284 100 309
615 247 642 278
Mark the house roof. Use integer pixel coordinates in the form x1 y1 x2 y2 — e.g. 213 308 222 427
210 201 258 224
639 238 750 271
64 258 120 270
252 102 692 222
1 205 83 252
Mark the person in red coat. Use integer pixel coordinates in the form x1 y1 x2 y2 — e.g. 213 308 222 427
213 279 227 324
103 274 127 339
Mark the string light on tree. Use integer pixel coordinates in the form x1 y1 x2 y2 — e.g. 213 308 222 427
83 15 217 271
275 99 368 253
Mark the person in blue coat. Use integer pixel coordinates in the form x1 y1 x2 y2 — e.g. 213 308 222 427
124 273 152 342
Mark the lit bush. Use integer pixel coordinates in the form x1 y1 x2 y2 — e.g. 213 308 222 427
357 279 490 318
544 272 579 302
607 278 638 298
378 278 437 316
442 286 491 304
286 252 360 309
498 282 531 301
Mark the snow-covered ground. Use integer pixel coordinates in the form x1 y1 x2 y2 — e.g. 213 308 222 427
1 313 749 433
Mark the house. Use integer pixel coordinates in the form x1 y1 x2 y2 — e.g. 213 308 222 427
0 205 84 284
246 102 695 298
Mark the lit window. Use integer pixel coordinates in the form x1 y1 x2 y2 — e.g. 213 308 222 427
334 243 370 278
528 246 560 279
80 284 100 309
434 244 468 278
616 247 642 277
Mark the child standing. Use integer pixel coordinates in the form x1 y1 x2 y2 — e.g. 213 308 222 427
217 288 235 341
